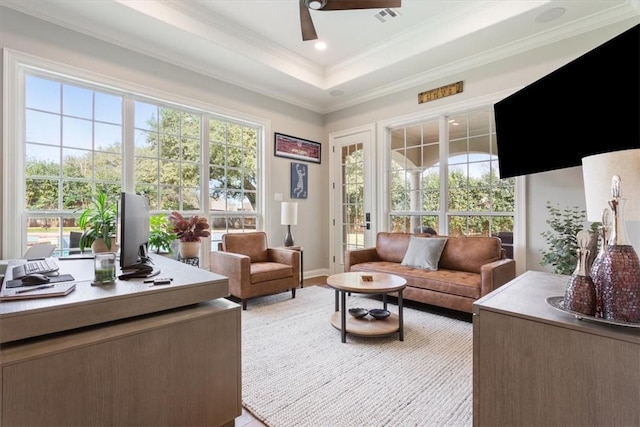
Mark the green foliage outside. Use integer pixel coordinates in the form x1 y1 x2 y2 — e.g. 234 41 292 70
25 109 258 230
148 213 177 254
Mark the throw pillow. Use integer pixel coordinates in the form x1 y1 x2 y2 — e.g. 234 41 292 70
400 236 448 270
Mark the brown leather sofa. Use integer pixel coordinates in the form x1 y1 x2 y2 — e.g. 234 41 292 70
344 232 516 313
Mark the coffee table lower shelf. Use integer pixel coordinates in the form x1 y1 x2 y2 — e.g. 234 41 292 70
330 312 399 337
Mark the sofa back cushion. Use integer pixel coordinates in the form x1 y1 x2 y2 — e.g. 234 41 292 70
376 232 425 263
439 236 503 273
222 231 268 263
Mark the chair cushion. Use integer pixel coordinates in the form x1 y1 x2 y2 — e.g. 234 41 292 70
250 262 293 284
223 232 269 263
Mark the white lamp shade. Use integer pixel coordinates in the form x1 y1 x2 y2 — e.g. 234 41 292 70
281 202 298 226
582 148 640 222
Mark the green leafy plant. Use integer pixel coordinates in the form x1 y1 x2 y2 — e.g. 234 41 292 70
540 202 599 275
168 211 211 242
78 191 118 252
148 213 178 254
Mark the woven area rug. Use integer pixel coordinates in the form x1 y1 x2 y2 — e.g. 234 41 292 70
241 286 473 427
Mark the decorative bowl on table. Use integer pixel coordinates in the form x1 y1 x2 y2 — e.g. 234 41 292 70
348 308 369 319
369 308 391 320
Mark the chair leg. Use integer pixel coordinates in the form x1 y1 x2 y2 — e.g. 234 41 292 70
242 299 247 310
291 288 296 299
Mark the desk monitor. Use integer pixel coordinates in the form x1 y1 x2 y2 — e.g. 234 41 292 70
118 192 160 279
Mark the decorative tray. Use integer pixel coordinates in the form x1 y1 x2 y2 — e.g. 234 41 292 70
546 296 640 328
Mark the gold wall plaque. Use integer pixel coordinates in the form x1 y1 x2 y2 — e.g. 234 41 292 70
418 81 464 104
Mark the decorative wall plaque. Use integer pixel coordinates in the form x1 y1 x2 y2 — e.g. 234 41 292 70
418 81 464 104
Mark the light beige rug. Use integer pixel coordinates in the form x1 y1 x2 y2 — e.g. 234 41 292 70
241 286 473 427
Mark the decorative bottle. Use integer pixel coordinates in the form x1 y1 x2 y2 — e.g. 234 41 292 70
598 176 640 323
590 209 610 318
564 230 596 316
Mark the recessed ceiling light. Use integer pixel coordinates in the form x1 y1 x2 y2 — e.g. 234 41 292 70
535 7 565 23
315 41 327 51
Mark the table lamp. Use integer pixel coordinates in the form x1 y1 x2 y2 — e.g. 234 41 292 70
581 148 640 323
281 201 298 247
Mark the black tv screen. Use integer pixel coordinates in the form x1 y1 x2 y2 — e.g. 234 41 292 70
495 24 640 178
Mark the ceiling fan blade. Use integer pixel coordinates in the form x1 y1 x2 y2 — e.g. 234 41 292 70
321 0 401 10
300 0 318 41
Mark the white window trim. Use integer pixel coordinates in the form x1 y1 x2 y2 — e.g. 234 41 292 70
3 48 271 259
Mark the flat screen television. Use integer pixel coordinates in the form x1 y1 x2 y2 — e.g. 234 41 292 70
118 192 160 279
494 24 639 178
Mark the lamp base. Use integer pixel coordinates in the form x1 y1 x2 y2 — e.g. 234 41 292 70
284 225 294 247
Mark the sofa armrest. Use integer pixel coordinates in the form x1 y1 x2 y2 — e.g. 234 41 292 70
210 251 251 297
480 258 516 296
267 248 300 278
344 247 380 272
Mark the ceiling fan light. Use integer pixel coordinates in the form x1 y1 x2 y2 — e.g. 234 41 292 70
307 0 327 10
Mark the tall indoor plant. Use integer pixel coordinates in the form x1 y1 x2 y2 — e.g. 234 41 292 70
78 191 118 253
168 211 210 258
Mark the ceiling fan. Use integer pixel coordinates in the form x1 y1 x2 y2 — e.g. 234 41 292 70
299 0 402 41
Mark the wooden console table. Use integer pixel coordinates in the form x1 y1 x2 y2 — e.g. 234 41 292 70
0 255 241 427
473 270 640 427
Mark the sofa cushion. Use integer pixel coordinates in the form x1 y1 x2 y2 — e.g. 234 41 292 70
349 262 481 299
250 262 292 284
375 232 431 263
401 236 447 270
439 236 502 273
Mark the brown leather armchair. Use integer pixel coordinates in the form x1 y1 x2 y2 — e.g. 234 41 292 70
210 232 300 310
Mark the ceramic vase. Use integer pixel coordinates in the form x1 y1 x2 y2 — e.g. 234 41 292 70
91 237 119 254
179 241 200 258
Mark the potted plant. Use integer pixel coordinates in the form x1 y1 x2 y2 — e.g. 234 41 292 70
540 202 599 275
78 191 118 253
148 213 178 255
168 211 211 258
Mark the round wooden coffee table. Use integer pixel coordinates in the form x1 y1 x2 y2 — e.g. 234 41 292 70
326 271 407 343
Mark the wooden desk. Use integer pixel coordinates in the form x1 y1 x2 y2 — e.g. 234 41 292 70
0 255 241 427
473 271 640 427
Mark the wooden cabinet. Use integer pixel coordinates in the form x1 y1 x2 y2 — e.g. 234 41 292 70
0 256 241 427
473 271 640 427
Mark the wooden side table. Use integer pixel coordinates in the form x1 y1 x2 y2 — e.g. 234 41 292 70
278 245 303 287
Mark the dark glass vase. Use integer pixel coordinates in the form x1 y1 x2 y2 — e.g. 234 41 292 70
564 230 596 316
598 196 640 323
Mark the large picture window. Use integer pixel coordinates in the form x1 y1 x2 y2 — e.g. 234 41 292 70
7 55 264 259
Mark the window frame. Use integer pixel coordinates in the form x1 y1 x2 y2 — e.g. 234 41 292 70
3 49 269 259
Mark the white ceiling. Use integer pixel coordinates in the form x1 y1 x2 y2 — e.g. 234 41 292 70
1 0 638 113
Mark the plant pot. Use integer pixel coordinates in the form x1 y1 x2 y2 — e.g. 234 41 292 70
92 237 119 254
179 241 200 258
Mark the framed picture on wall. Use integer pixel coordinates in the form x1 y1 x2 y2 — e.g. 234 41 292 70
275 133 321 164
291 162 308 199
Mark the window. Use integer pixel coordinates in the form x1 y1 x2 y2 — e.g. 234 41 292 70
24 74 123 255
388 107 515 254
7 54 265 258
208 119 259 250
